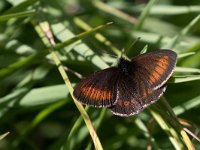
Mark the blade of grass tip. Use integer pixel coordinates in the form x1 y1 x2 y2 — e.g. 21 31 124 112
36 21 103 150
183 127 200 143
179 115 200 143
92 0 138 24
0 132 10 140
166 15 200 49
134 0 159 31
140 45 148 54
180 130 196 150
55 21 113 50
178 52 195 58
73 17 121 56
0 9 36 21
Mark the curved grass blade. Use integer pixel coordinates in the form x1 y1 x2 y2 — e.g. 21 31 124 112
173 95 200 116
134 0 159 31
36 21 104 150
170 75 200 83
150 106 184 150
174 67 200 74
166 15 200 49
149 5 200 15
0 20 111 79
73 17 121 56
0 9 36 21
92 0 137 24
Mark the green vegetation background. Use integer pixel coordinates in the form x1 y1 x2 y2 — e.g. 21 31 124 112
0 0 200 149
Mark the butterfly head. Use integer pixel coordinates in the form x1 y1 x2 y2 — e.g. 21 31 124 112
118 57 132 75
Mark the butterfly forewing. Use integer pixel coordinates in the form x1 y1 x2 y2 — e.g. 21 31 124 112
131 49 177 90
73 67 119 107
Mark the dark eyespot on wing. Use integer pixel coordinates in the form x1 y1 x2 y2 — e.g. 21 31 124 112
73 67 119 107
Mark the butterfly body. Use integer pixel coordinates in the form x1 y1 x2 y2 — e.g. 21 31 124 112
118 58 132 75
73 49 177 116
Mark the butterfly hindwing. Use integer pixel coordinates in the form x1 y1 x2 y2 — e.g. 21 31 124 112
109 75 166 116
73 67 119 107
133 68 167 106
109 75 143 116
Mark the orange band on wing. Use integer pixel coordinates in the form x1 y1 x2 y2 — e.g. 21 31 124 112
81 87 112 101
148 56 170 84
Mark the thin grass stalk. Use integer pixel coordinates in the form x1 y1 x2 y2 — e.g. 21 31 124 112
36 21 104 150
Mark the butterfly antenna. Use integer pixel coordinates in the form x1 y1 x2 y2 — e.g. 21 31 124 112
123 37 141 55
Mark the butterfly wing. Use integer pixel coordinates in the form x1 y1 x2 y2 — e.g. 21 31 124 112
131 49 177 89
109 75 166 116
109 76 142 116
110 49 176 116
73 67 119 107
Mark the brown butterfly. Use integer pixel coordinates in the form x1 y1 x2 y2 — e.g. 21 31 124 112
73 49 177 116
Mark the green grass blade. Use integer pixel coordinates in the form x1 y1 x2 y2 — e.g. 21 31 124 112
166 15 200 49
170 75 200 83
55 22 112 50
92 0 137 25
149 5 200 15
36 21 104 150
0 21 111 79
173 95 200 116
150 109 184 150
134 0 159 31
174 67 200 74
0 50 48 79
0 9 36 21
0 132 10 140
73 17 121 56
